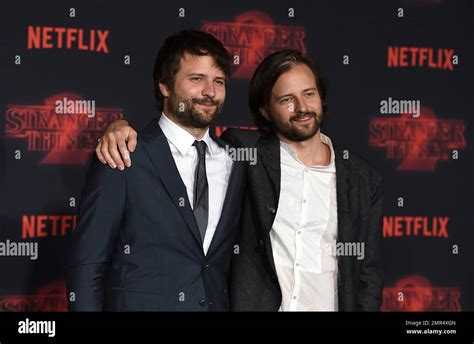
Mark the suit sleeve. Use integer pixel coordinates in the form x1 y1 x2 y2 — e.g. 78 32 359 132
67 155 126 311
358 170 384 311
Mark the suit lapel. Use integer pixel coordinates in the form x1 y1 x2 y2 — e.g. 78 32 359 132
334 149 354 244
257 134 281 201
334 148 356 309
141 118 203 248
253 134 281 276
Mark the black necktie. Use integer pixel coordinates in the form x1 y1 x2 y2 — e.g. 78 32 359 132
192 140 209 241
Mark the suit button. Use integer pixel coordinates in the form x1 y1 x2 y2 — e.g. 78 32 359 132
255 240 265 253
203 263 210 270
268 206 276 214
199 298 207 307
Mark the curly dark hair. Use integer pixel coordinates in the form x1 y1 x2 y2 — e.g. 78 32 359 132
248 49 327 134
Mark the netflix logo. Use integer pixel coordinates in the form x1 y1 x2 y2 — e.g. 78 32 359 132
22 215 76 239
383 216 449 238
387 46 456 71
27 26 110 53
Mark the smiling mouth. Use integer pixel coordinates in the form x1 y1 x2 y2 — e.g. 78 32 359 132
195 99 217 108
292 115 314 123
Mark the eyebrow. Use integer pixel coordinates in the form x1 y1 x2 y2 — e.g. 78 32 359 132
276 87 317 100
187 73 205 77
187 73 226 80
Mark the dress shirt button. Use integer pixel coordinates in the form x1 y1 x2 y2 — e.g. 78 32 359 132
303 199 307 204
295 263 300 267
297 231 301 235
293 296 297 300
199 298 207 307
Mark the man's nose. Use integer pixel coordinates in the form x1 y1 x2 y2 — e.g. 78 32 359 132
202 80 216 98
294 97 308 113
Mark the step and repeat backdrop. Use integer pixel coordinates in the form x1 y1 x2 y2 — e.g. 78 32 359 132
0 0 472 311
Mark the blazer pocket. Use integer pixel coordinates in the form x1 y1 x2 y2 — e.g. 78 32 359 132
108 288 163 311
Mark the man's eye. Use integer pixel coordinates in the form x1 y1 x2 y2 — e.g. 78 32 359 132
305 92 316 97
281 98 290 103
191 77 202 81
215 80 225 86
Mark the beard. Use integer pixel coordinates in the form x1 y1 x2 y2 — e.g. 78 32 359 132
168 90 223 129
270 110 324 142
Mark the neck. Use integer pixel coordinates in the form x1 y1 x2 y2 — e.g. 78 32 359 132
278 130 330 167
181 126 207 140
163 110 207 140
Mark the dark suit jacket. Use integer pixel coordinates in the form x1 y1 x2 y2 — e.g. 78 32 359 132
222 128 384 311
68 118 245 311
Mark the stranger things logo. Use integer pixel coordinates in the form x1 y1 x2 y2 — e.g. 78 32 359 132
382 275 461 311
0 280 67 311
5 93 123 165
369 107 466 171
202 11 306 78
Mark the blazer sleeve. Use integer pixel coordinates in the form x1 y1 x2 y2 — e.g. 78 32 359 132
67 155 126 311
358 169 384 311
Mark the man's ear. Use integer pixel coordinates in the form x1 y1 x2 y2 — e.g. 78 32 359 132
260 106 270 121
159 82 171 98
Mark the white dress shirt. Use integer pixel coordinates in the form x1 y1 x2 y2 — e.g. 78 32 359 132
270 133 339 311
158 113 233 255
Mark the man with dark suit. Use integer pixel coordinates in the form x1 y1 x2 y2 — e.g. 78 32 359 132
95 50 384 311
68 30 245 311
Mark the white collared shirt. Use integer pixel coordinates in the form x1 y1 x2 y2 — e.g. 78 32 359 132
270 133 339 311
158 113 233 255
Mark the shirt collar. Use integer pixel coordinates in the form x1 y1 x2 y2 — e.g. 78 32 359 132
279 132 336 172
320 133 336 170
158 112 216 157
